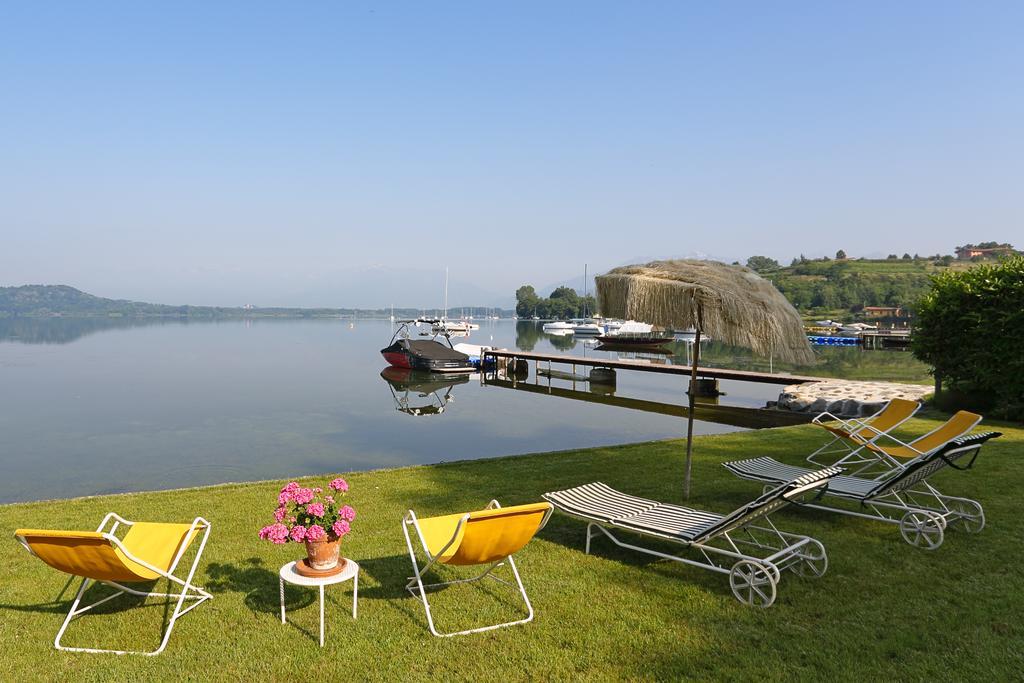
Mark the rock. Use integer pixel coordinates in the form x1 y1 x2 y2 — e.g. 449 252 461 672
775 380 931 417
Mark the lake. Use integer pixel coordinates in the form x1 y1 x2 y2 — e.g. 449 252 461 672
0 318 928 503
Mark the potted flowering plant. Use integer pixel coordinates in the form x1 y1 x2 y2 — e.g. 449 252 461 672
258 478 356 571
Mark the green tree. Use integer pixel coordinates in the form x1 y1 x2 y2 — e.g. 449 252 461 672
835 249 847 260
746 255 780 272
912 256 1024 419
515 285 540 318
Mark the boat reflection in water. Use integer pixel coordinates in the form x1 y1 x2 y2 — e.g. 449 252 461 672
380 367 471 416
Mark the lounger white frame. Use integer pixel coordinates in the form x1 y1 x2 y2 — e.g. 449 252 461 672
544 469 841 608
15 513 212 656
726 432 1000 550
402 500 553 637
806 399 921 472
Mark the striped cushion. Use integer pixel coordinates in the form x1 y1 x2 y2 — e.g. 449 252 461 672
543 482 658 523
724 457 877 499
612 504 723 541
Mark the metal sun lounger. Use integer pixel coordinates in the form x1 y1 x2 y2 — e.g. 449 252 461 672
543 468 842 608
725 431 1002 550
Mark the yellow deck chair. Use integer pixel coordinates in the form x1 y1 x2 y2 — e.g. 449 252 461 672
861 410 983 462
808 398 921 469
402 500 553 637
14 513 212 655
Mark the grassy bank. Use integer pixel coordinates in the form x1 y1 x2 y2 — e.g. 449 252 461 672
1 416 1021 681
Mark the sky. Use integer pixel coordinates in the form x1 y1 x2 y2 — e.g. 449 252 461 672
2 2 1022 308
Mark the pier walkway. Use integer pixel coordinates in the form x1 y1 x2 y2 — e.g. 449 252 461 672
482 349 823 385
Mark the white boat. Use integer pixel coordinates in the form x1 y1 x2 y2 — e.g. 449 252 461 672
543 321 574 332
674 328 712 341
603 320 653 336
840 322 878 333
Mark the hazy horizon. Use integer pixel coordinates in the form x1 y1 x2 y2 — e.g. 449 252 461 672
3 3 1021 308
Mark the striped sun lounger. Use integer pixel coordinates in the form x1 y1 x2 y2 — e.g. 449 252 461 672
725 431 1002 550
543 468 841 608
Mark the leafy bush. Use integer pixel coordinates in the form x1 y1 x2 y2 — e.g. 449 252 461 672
913 256 1024 420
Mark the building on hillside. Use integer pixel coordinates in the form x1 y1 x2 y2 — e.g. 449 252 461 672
863 306 906 318
955 245 1017 260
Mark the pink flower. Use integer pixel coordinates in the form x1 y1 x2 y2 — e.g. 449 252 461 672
273 506 287 522
306 524 326 541
325 496 335 505
314 487 322 494
332 520 350 537
329 478 348 492
280 482 299 494
293 488 315 504
306 502 325 517
339 505 356 522
278 491 292 506
258 523 289 544
289 525 307 543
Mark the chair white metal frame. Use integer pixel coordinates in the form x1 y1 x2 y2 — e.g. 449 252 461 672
402 500 553 637
726 432 1001 550
543 468 841 609
15 513 212 655
806 398 921 472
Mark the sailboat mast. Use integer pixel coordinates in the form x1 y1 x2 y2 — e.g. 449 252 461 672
443 267 449 320
584 263 588 318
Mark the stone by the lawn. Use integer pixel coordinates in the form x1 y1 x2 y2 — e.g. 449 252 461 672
777 380 932 417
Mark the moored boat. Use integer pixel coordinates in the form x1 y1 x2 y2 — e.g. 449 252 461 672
381 320 476 373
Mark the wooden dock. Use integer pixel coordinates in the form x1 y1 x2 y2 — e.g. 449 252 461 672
483 349 823 385
484 376 813 428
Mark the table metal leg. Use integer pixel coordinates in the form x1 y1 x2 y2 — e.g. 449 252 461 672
352 570 359 619
319 585 325 647
279 578 286 624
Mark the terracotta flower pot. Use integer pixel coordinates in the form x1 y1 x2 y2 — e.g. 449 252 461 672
304 534 341 570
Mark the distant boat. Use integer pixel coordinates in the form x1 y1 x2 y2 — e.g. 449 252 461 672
674 328 712 342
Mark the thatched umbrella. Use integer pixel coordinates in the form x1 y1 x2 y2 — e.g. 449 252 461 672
596 259 814 497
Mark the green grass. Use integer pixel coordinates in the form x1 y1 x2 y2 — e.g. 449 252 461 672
2 416 1022 681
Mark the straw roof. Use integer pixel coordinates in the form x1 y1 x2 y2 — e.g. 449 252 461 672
596 259 815 365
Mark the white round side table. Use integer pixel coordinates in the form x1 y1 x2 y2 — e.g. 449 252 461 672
279 558 359 647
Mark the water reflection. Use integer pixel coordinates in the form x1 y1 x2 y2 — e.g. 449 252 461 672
380 367 470 416
0 316 204 345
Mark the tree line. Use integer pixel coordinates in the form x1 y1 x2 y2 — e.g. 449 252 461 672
515 285 597 319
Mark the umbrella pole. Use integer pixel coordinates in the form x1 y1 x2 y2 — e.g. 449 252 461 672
684 328 701 499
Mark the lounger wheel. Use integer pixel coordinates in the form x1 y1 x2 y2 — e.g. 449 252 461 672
729 560 777 608
790 538 828 578
899 510 945 550
946 499 985 533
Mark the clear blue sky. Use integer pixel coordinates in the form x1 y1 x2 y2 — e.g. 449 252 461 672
2 2 1021 307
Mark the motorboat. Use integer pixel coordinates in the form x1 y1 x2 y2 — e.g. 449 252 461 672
381 319 476 373
542 321 574 332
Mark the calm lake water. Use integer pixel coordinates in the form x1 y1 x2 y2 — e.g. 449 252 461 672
0 318 928 503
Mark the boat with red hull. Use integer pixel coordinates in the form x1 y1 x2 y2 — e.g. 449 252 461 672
381 320 476 373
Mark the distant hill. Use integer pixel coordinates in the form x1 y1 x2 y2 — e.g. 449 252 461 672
0 285 512 319
763 258 977 317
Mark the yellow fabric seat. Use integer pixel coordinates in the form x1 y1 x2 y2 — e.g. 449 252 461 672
416 502 553 566
16 523 199 582
863 410 981 459
403 500 553 636
14 513 212 655
841 399 920 442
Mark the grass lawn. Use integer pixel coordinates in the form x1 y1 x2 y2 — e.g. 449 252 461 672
1 414 1021 681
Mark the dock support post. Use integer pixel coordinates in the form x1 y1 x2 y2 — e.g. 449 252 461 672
684 329 701 500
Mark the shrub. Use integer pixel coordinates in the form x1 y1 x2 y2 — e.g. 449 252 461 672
913 256 1024 420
